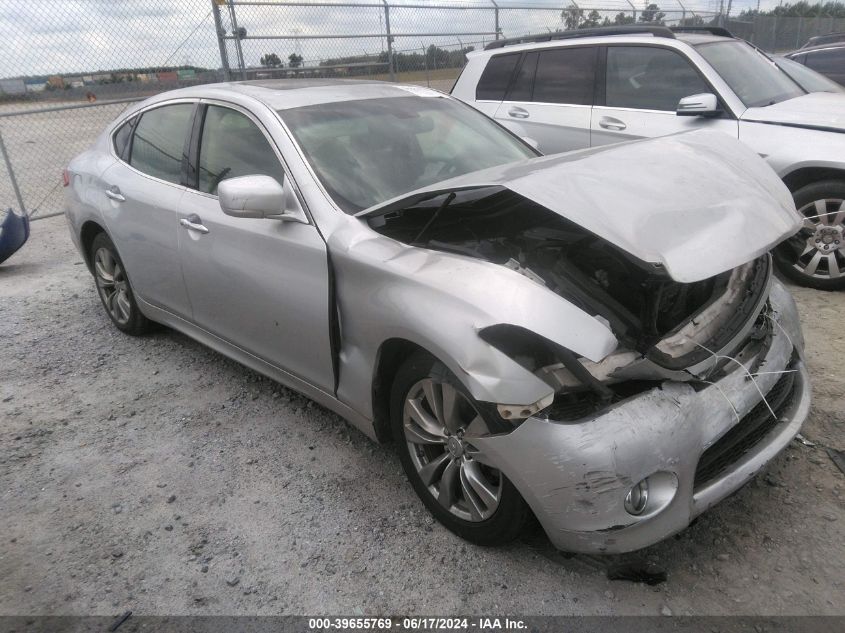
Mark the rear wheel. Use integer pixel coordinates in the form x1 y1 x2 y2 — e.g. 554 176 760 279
390 351 530 546
90 232 152 335
774 180 845 290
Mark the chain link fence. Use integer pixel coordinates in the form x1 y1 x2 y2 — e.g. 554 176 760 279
0 0 842 221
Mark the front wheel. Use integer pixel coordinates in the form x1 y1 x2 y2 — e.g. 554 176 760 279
774 180 845 290
90 232 152 335
390 351 530 546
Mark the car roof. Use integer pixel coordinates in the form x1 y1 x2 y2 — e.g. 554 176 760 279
468 32 731 58
141 79 445 111
792 42 845 54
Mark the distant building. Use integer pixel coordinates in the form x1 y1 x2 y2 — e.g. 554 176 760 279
65 76 85 88
0 78 26 95
156 71 178 82
24 81 46 92
177 69 196 80
47 75 64 89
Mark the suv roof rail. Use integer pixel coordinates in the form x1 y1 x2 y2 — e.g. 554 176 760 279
670 26 734 38
484 25 675 51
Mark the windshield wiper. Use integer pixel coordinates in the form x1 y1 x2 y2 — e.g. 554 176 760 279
412 192 457 244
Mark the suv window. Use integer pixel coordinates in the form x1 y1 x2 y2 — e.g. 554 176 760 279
606 46 709 111
476 53 520 101
129 104 193 184
533 47 597 105
197 105 285 195
507 52 538 101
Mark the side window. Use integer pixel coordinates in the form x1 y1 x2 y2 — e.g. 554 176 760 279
197 105 285 195
805 48 844 75
506 52 538 101
605 46 709 111
129 104 193 184
533 47 597 105
475 53 520 101
112 116 136 160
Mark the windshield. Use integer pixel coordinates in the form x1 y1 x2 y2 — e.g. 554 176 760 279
775 56 845 94
696 41 805 107
279 95 537 213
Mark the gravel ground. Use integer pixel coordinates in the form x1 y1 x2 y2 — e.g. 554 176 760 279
1 215 843 616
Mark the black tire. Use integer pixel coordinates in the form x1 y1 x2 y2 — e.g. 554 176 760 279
390 350 530 546
89 232 152 335
774 179 845 291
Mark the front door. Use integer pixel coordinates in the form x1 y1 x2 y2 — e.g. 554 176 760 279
590 45 738 146
177 103 334 393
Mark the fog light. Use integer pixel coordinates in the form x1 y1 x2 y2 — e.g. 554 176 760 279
625 478 650 516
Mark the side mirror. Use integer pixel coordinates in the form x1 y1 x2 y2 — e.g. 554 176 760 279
521 136 540 150
676 93 721 117
218 175 308 224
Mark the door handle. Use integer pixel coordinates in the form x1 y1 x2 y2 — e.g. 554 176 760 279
180 215 209 234
508 106 530 119
599 116 627 131
104 186 125 202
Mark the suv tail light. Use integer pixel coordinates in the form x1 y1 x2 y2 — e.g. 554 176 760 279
62 169 70 187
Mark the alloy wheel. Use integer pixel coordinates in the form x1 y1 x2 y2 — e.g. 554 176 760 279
403 378 502 522
94 246 132 325
791 198 845 280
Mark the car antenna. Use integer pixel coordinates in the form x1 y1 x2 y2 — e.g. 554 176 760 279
412 192 456 245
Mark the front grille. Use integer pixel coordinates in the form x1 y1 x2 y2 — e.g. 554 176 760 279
694 367 797 490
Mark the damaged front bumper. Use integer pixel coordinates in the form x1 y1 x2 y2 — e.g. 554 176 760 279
470 280 810 554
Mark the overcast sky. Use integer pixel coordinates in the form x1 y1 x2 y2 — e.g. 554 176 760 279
0 0 792 78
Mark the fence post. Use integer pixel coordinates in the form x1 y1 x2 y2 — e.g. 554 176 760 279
211 0 231 80
490 0 500 40
227 0 247 80
0 127 27 217
626 0 637 23
381 0 396 81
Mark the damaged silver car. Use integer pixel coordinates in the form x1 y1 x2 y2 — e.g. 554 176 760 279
64 80 810 553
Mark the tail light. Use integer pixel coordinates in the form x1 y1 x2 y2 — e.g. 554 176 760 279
62 169 70 187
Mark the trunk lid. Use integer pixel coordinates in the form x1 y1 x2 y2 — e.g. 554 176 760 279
357 131 801 283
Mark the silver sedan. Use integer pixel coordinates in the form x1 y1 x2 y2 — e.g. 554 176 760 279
64 80 810 554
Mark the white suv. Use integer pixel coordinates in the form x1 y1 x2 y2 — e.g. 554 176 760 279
452 26 845 290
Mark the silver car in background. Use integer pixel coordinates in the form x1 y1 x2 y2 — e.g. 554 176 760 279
64 80 809 554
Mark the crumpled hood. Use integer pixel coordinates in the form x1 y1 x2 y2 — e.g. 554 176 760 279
358 131 800 283
741 92 845 132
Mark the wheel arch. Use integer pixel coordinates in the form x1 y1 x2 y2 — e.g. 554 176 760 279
781 166 845 192
80 219 107 274
371 337 430 443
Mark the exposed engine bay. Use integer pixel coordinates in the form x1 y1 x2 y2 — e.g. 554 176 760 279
368 186 773 418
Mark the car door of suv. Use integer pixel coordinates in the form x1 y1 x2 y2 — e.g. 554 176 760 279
590 45 738 147
493 46 598 154
176 101 335 394
99 101 195 318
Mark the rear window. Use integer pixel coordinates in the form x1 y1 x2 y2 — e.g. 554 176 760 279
532 47 597 105
112 116 136 160
475 53 519 101
129 104 193 184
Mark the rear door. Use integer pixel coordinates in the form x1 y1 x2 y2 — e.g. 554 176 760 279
590 45 738 146
176 101 335 393
493 46 598 153
100 101 195 317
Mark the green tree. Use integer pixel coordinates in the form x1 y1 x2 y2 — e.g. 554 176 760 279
288 53 304 68
561 5 584 29
640 3 666 24
260 53 282 68
580 10 603 27
613 12 636 25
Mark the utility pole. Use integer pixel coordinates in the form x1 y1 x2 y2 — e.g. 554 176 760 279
381 0 395 81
